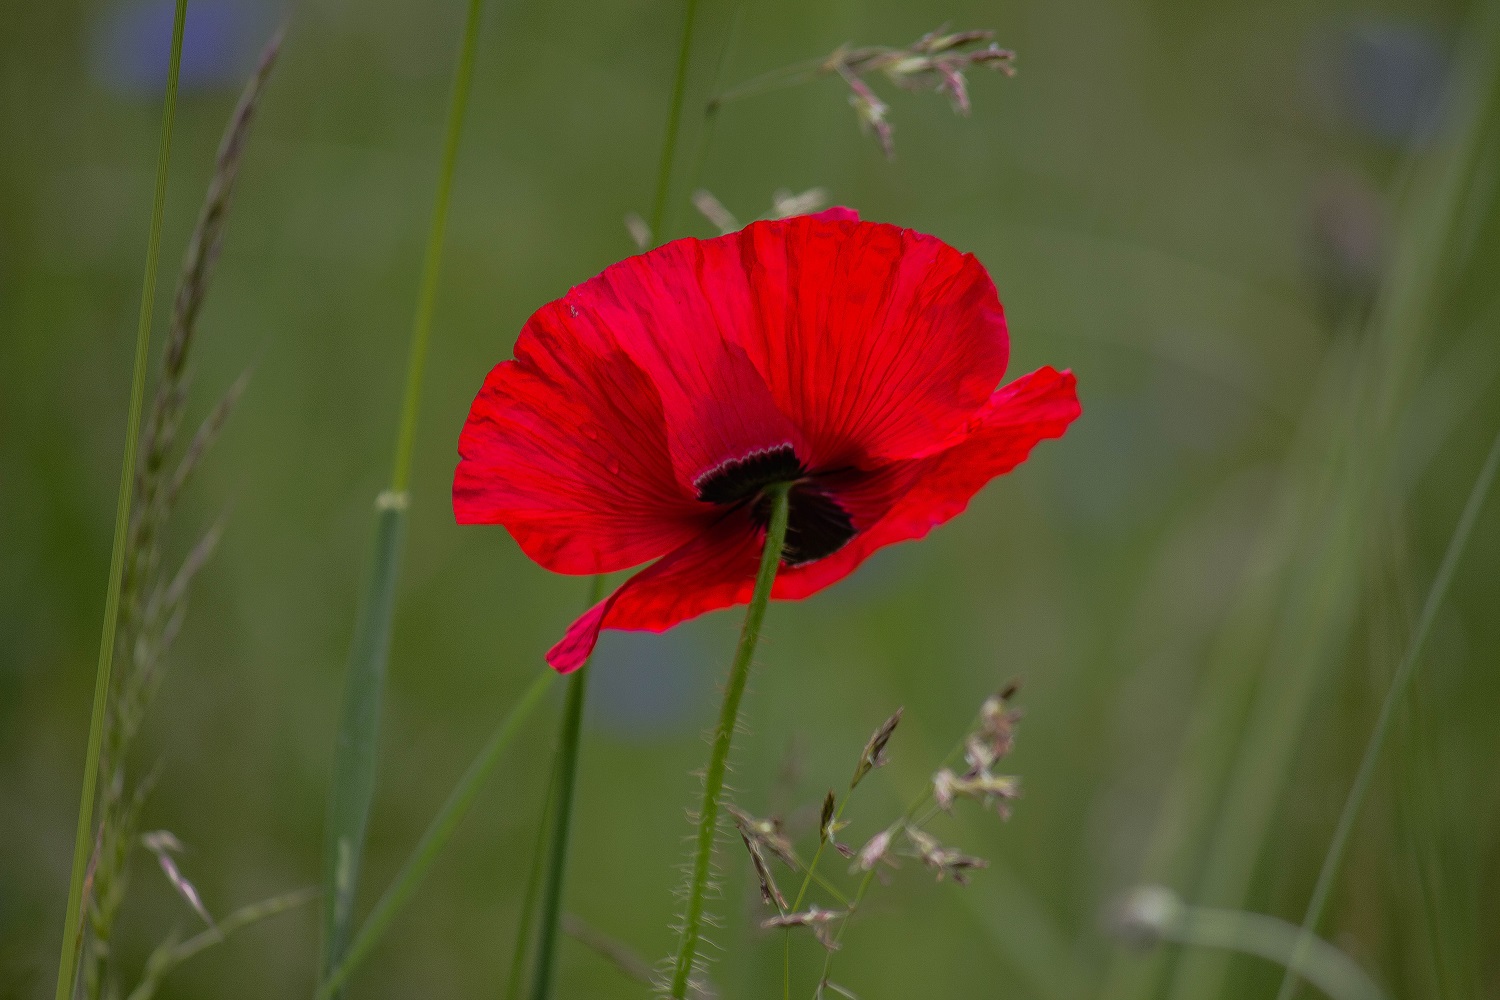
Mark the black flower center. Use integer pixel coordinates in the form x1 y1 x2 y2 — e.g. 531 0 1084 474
694 444 804 505
694 444 857 567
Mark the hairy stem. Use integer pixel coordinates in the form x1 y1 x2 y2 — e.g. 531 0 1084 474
55 5 188 999
670 484 790 998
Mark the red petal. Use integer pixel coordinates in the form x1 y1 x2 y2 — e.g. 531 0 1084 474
454 300 708 574
724 216 1010 468
545 368 1078 671
807 206 860 222
547 514 762 672
567 245 807 491
775 367 1080 599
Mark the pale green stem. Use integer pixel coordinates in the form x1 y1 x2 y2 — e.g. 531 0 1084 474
55 5 187 999
529 573 608 1000
783 793 851 1000
706 58 825 111
315 669 555 1000
1121 889 1384 1000
127 888 319 1000
670 484 791 999
648 0 701 243
317 0 487 990
1275 425 1500 1000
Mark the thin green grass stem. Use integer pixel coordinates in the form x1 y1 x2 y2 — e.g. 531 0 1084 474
706 59 824 111
391 0 485 493
782 791 850 1000
528 573 608 1000
317 0 487 990
315 669 555 1000
681 0 748 214
55 5 187 998
809 706 1003 996
670 484 790 999
128 888 320 1000
1138 10 1500 1000
1275 425 1500 1000
648 0 701 243
504 745 562 1000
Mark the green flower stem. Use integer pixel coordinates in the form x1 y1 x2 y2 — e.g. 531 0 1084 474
55 5 187 999
317 0 486 990
315 668 555 1000
648 0 701 243
670 484 791 999
1275 425 1500 1000
529 573 608 1000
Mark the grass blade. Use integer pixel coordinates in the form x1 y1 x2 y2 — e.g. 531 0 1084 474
54 5 188 998
1116 888 1385 1000
127 888 319 1000
318 493 407 989
1275 424 1500 1000
1099 11 1500 1000
1157 7 1500 1000
504 743 562 1000
389 0 486 493
316 0 488 990
315 670 555 1000
527 664 591 1000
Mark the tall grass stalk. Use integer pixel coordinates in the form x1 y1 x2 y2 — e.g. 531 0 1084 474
54 5 188 997
648 0 701 242
681 0 748 211
1275 425 1500 999
317 0 489 991
504 743 562 1000
76 30 283 999
528 574 607 1000
525 677 588 1000
1148 6 1500 1000
669 484 790 999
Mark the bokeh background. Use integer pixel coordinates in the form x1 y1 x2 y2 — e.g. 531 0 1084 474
3 0 1498 997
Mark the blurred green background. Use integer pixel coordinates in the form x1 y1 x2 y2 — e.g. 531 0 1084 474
3 0 1499 997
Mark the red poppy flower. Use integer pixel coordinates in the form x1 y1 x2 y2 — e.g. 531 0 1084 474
454 209 1080 673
